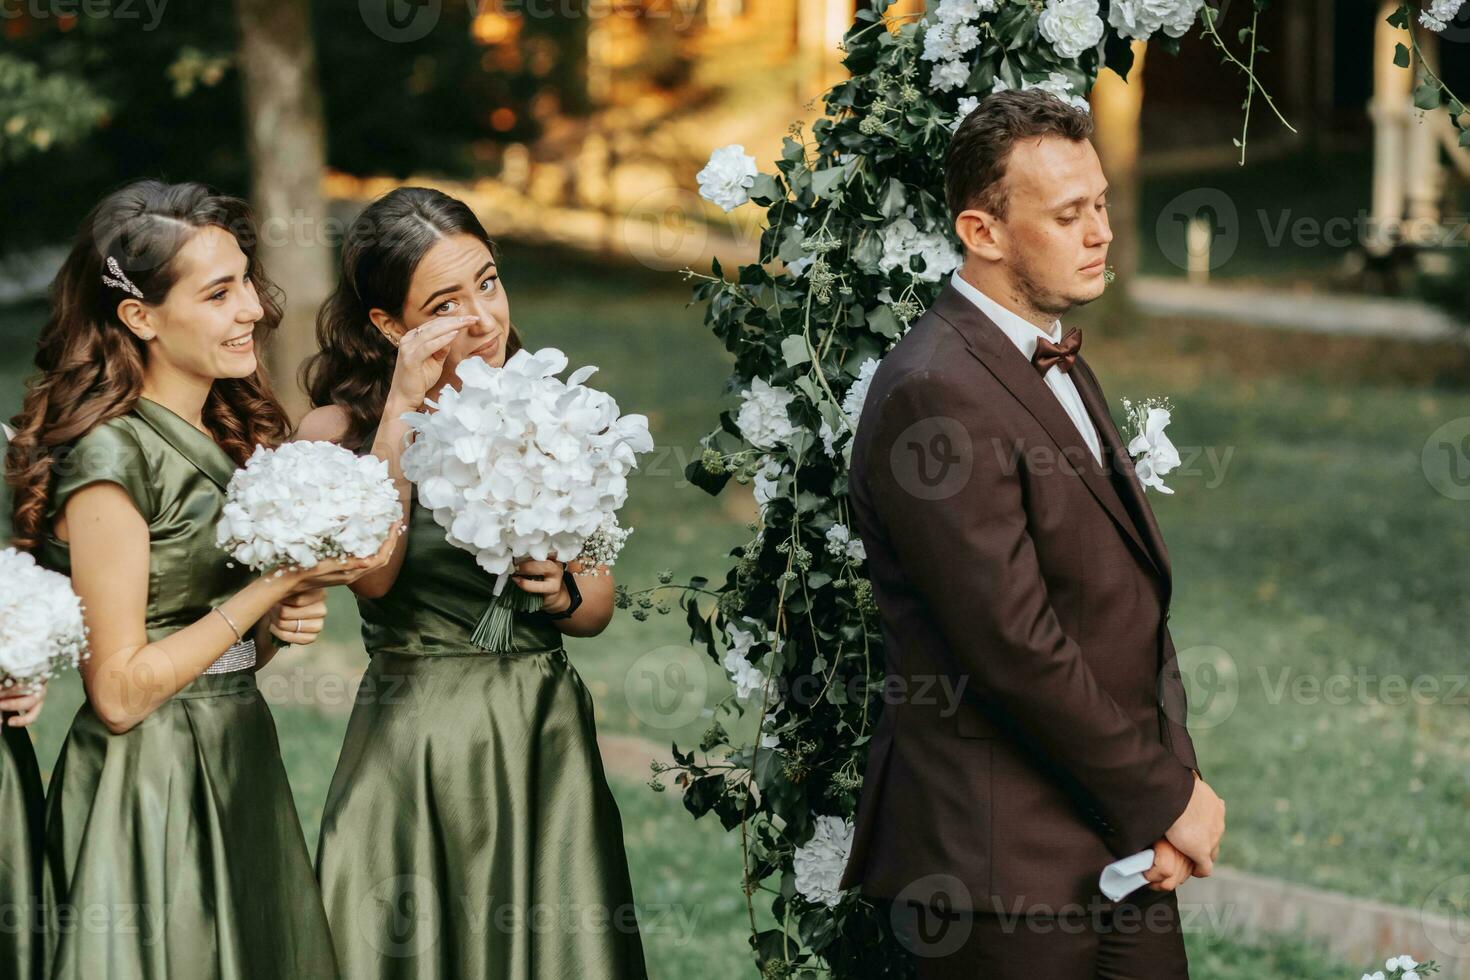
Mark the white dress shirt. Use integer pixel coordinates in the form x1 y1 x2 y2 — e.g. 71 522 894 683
949 272 1103 467
952 272 1156 899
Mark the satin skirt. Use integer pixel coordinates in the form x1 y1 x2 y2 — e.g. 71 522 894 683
43 671 340 980
1 724 44 980
316 649 648 980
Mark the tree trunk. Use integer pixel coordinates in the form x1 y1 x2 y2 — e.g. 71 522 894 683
1090 41 1148 322
233 0 332 424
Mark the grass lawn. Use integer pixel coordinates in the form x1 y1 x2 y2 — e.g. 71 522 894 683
3 243 1465 977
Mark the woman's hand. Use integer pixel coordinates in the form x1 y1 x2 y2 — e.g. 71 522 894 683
1143 837 1195 893
277 520 404 593
386 315 475 408
269 587 328 647
511 556 572 615
0 682 46 727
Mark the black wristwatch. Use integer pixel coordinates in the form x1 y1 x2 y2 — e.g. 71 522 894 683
546 563 582 620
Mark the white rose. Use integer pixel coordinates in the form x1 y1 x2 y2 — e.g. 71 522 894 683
697 145 760 212
1038 0 1105 60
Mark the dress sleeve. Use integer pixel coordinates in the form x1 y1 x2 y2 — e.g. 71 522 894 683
47 420 156 524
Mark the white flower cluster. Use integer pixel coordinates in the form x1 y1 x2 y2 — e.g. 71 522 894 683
401 349 653 586
921 0 998 93
994 71 1091 113
578 514 633 572
216 441 400 572
736 377 799 451
819 357 879 464
1362 952 1434 980
880 213 962 284
1421 0 1466 31
751 455 785 519
1121 397 1182 495
1107 0 1205 41
0 548 88 690
1039 0 1105 59
722 620 781 701
793 815 855 908
697 144 760 212
824 523 866 563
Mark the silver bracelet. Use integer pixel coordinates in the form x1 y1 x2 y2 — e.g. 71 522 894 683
212 605 242 642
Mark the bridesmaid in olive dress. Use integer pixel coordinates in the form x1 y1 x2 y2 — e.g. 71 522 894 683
4 181 398 979
299 187 647 979
0 682 46 980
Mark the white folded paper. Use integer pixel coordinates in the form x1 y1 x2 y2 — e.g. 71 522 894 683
1099 848 1155 901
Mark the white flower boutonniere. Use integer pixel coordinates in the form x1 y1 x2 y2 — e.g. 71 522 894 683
1121 396 1181 495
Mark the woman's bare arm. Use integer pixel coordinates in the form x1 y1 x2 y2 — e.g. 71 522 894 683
64 481 399 733
293 402 415 600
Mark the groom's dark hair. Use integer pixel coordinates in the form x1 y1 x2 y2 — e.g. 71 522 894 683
945 88 1094 223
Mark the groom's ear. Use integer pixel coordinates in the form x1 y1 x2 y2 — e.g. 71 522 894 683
955 208 1005 262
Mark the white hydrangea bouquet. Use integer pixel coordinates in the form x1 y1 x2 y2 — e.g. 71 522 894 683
0 547 89 692
215 441 401 572
399 347 654 652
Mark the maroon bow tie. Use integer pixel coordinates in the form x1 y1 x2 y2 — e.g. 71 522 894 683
1031 327 1082 375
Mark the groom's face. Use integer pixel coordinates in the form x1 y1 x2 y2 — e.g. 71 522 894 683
990 135 1113 315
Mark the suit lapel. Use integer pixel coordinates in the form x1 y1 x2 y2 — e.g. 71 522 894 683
1071 356 1173 592
132 397 238 494
931 284 1162 580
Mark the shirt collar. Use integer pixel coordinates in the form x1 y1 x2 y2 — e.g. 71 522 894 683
949 271 1062 360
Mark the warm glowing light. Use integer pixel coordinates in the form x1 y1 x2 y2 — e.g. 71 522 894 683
472 12 516 46
490 107 517 131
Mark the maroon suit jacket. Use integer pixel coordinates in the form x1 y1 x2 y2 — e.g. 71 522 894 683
838 281 1200 914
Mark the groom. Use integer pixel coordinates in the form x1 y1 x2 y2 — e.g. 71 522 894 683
840 89 1226 976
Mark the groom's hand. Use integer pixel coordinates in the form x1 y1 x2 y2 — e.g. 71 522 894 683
1143 838 1194 892
1164 771 1226 876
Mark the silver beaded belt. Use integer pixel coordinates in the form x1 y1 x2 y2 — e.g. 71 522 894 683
204 638 257 675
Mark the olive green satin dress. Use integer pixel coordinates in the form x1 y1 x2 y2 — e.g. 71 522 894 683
0 724 44 980
33 397 339 980
315 427 647 980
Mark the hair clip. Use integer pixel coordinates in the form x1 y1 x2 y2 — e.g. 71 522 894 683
102 256 144 300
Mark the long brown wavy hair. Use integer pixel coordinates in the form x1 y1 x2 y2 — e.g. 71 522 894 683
5 180 291 552
301 186 523 451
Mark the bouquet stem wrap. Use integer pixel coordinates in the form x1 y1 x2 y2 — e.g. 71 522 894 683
470 573 547 653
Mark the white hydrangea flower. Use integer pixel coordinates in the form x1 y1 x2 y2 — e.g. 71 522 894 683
0 548 88 689
399 348 654 588
697 145 760 212
736 377 799 450
992 71 1091 113
880 216 962 284
824 524 866 563
929 59 972 93
760 704 782 749
949 95 981 132
1421 0 1466 31
1039 0 1105 59
722 620 776 701
921 20 958 62
793 816 855 908
751 455 784 516
217 441 401 572
936 0 998 22
842 358 880 428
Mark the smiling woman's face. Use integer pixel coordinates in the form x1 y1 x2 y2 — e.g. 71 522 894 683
133 225 265 382
391 233 511 382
